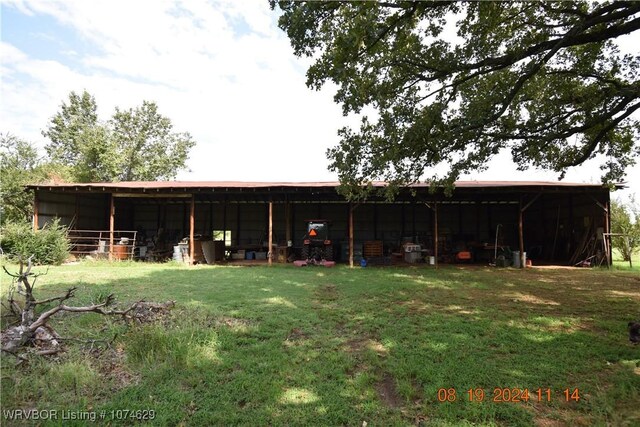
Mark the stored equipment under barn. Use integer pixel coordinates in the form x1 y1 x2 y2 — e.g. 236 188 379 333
27 181 618 267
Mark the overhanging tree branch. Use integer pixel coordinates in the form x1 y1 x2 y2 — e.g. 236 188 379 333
275 1 640 193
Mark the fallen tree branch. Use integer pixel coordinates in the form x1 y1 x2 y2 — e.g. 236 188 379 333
1 257 176 359
28 293 115 332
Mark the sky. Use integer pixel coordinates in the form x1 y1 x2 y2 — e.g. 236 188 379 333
1 0 638 201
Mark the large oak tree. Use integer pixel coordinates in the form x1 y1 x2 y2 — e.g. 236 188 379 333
273 1 640 199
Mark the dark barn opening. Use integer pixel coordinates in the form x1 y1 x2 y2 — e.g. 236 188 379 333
29 181 616 267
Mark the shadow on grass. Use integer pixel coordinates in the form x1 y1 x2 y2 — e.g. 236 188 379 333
2 264 639 425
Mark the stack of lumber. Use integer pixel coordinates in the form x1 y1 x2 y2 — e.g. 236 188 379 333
569 220 605 266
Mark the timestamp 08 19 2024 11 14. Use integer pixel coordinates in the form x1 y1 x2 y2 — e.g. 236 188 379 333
436 388 581 403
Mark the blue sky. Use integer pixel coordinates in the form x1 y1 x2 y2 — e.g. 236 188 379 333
1 0 638 199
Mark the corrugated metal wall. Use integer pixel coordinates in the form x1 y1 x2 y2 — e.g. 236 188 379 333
37 192 108 229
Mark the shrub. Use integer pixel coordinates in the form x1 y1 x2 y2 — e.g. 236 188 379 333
0 219 70 265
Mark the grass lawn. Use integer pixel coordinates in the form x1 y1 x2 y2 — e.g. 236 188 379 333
1 261 639 426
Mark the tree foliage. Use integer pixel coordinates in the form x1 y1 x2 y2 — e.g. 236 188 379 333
43 90 99 165
0 134 67 224
43 91 196 182
273 1 640 199
610 197 640 262
111 101 195 181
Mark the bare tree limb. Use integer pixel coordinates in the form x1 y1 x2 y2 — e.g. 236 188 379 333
1 257 175 357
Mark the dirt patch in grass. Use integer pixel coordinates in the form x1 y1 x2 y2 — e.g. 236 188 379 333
91 345 139 391
214 316 253 330
376 373 402 408
533 416 567 427
285 327 308 341
283 327 311 348
530 402 588 427
315 284 338 300
343 337 388 357
504 291 561 306
312 284 340 310
395 299 433 314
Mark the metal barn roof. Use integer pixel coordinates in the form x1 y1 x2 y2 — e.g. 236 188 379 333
27 180 619 191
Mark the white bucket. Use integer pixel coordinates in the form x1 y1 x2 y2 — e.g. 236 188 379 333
173 245 182 262
513 251 526 268
429 256 435 265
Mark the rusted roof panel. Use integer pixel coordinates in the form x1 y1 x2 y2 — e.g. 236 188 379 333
26 180 618 191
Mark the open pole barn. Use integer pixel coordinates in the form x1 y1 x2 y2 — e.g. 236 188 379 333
27 181 618 268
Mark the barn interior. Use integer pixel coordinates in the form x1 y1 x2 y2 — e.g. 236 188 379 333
29 181 615 267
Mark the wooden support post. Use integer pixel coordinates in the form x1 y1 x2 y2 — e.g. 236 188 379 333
291 203 296 246
519 198 525 269
516 193 540 267
268 201 273 266
236 203 240 246
285 201 291 244
33 193 39 231
222 199 227 243
434 202 439 269
605 201 611 268
109 194 115 261
189 195 195 265
209 202 213 236
349 203 354 268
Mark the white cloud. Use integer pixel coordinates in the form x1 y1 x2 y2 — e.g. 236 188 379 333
1 0 349 181
1 0 637 196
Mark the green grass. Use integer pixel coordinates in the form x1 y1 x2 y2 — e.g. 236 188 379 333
1 261 639 426
612 248 640 271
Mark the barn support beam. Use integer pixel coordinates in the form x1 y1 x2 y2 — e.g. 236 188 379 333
603 201 611 268
518 193 540 269
109 194 115 261
32 193 39 231
209 202 213 236
223 198 227 245
434 202 439 269
189 195 195 265
236 203 240 246
518 197 525 269
285 201 291 244
268 201 273 266
291 203 296 247
349 204 355 268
